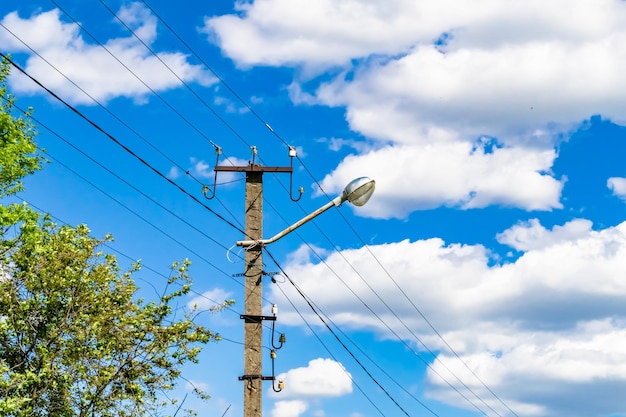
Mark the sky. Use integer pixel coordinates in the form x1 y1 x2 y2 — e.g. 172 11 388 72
2 1 626 416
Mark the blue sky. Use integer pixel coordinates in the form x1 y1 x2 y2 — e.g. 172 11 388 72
3 1 626 416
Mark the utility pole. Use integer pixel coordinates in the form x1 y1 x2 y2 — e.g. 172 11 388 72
210 148 378 417
214 154 295 417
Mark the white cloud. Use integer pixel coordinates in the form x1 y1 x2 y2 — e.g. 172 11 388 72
271 400 308 417
187 288 233 311
166 166 181 180
205 0 626 217
1 4 214 105
188 157 212 179
318 142 562 219
270 219 626 416
185 380 211 393
205 0 626 72
272 358 353 399
608 177 626 201
268 360 351 417
496 218 593 252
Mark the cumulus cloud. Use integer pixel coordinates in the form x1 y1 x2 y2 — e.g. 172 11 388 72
269 359 352 417
496 218 593 252
270 219 626 416
608 177 626 201
272 358 353 399
271 400 308 417
187 288 233 311
0 3 214 105
205 0 626 217
318 142 563 219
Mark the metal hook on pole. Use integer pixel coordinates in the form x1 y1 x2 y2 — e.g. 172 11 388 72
270 350 284 393
288 146 304 202
202 144 223 200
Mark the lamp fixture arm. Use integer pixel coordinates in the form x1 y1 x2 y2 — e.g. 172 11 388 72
237 196 342 247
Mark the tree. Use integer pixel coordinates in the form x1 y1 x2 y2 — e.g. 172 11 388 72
0 57 224 417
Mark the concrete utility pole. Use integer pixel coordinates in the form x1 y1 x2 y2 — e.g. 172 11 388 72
214 161 293 417
213 148 375 417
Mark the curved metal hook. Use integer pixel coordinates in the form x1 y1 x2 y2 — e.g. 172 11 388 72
271 320 285 350
270 350 284 392
202 145 223 200
289 146 304 202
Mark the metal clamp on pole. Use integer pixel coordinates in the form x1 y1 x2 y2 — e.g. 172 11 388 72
240 314 277 323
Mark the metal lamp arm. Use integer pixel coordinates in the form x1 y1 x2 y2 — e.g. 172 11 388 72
236 195 343 247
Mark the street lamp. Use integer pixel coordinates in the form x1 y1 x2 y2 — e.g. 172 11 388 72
237 177 376 247
221 159 375 417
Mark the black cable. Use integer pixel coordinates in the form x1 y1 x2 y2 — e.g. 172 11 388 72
1 12 248 234
264 249 418 417
0 18 205 186
44 0 226 152
338 209 519 417
3 8 516 412
96 0 253 151
12 196 247 346
269 273 387 417
0 53 249 240
261 198 494 416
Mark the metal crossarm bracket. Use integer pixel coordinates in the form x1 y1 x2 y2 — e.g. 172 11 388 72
240 314 277 323
238 375 275 381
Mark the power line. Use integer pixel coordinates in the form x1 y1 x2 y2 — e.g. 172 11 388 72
8 98 290 312
261 198 497 416
338 210 519 417
3 6 516 412
92 5 514 406
44 0 226 152
12 196 247 348
0 18 206 186
0 14 248 234
270 280 387 417
264 249 420 417
95 0 254 151
0 52 249 240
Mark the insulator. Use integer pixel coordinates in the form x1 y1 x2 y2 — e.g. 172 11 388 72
279 333 286 344
288 146 297 157
272 304 278 315
278 380 285 391
270 350 277 359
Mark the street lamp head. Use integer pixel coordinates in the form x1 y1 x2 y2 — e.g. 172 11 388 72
237 176 375 247
341 177 376 207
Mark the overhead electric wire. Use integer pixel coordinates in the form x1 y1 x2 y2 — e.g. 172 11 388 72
3 5 516 413
12 197 248 348
0 19 248 234
0 19 205 186
138 0 281 141
337 210 520 417
2 16 404 416
271 281 387 417
0 53 251 242
8 99 289 312
261 238 449 416
264 249 420 417
94 0 254 151
44 0 226 153
125 7 520 410
86 4 517 410
261 198 496 416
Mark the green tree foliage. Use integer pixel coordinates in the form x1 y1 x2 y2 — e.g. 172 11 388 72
0 58 224 416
